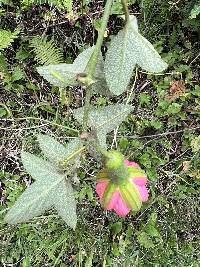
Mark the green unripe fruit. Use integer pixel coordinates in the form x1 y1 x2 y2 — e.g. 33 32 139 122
105 150 124 170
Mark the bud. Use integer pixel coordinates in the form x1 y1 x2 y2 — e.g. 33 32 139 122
96 159 149 217
105 150 124 170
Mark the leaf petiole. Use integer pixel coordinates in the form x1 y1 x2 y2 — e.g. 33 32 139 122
121 0 130 23
59 146 86 168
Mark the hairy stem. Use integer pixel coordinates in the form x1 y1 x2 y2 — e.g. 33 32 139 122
121 0 130 23
82 0 113 131
82 85 92 131
87 0 113 79
88 140 109 157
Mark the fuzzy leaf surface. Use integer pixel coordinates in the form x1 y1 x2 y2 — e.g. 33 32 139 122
52 180 77 229
73 46 94 72
96 131 107 149
73 104 133 147
37 46 105 91
21 151 61 181
37 134 83 164
5 152 77 228
105 16 168 96
74 104 133 133
104 25 137 96
37 63 79 87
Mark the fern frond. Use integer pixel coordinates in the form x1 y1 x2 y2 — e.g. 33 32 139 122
29 37 64 65
0 29 20 51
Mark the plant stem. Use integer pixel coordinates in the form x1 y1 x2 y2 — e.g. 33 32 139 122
59 146 86 168
121 0 130 23
82 85 92 131
88 140 109 157
87 0 113 79
82 0 113 131
1 117 79 133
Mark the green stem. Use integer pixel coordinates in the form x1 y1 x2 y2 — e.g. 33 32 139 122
82 0 113 131
59 146 86 168
87 140 109 157
87 0 113 79
121 0 130 23
82 85 92 131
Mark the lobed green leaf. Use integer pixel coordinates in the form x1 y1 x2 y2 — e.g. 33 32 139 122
105 16 168 96
4 137 82 228
37 134 83 164
37 46 108 94
74 104 133 148
37 63 79 87
74 104 133 133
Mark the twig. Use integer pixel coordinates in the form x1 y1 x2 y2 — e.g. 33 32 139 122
116 126 200 139
126 67 138 104
189 53 200 65
0 124 48 131
1 117 79 133
111 127 119 149
138 70 182 76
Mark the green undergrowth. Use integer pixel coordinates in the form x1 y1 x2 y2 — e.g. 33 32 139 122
0 0 200 266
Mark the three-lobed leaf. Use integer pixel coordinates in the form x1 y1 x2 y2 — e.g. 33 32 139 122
4 136 84 229
74 104 133 148
104 15 168 96
5 152 77 229
37 46 107 92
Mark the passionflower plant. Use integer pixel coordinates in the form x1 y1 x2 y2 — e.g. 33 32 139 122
96 151 149 217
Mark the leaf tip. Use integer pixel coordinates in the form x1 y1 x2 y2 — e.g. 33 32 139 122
4 210 15 225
